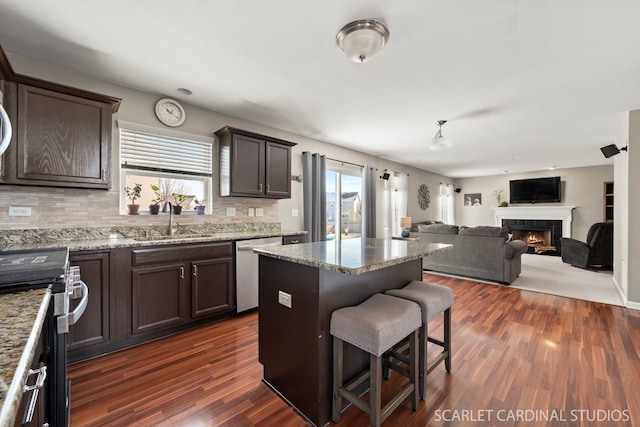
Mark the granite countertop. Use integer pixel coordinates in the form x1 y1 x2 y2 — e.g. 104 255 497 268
254 237 452 275
0 223 306 252
0 289 51 427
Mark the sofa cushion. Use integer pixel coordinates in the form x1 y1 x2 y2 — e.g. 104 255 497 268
418 224 459 234
410 220 443 232
458 226 509 240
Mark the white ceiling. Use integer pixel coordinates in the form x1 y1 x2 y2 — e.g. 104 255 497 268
1 0 639 178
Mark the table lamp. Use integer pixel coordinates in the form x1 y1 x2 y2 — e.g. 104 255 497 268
400 217 412 237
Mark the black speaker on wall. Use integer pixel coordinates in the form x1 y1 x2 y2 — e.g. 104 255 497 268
380 172 391 180
454 187 461 193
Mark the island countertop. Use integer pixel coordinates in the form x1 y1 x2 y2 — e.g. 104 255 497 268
0 289 51 427
254 237 452 275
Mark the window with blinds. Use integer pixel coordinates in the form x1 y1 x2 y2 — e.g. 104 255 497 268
118 120 214 215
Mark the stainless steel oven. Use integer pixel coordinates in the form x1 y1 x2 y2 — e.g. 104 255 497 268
0 247 88 427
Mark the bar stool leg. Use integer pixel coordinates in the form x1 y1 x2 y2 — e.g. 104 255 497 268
333 336 344 423
444 308 452 372
419 323 427 400
409 329 419 410
370 354 382 427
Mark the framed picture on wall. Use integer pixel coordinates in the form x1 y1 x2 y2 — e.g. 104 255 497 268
464 193 482 206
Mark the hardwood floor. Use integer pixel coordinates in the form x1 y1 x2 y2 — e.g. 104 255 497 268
69 274 640 426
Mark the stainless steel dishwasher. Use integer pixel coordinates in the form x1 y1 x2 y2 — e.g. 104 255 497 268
235 237 282 313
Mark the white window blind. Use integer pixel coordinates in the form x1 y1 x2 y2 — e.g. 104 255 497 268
119 121 213 176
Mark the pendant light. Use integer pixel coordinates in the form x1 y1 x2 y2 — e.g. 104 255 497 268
336 19 390 63
429 120 453 150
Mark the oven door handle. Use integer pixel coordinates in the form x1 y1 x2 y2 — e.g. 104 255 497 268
237 242 282 252
57 281 89 334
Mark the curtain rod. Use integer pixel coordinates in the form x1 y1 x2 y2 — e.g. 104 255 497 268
326 157 364 168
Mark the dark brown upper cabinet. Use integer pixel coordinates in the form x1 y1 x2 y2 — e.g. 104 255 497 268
0 45 120 189
215 127 296 198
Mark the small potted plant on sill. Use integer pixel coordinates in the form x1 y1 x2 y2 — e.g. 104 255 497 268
172 193 186 215
125 183 142 215
194 198 206 215
149 185 163 215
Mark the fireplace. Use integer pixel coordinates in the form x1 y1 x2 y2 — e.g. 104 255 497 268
502 219 562 254
494 206 575 255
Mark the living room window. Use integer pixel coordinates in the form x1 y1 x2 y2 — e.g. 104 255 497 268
118 120 213 214
440 183 455 224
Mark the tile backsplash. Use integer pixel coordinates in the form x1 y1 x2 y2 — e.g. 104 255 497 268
0 186 279 230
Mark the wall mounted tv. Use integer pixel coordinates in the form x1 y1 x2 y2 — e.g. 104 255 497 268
509 176 561 203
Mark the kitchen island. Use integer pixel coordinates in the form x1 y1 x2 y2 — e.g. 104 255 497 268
254 237 451 427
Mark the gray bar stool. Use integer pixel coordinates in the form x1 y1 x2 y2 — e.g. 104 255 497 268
385 281 454 400
330 293 421 427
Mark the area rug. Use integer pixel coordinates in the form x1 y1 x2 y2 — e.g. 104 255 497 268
424 253 623 306
511 253 623 306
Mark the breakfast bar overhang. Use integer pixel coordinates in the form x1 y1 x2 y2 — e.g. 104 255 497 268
255 238 451 427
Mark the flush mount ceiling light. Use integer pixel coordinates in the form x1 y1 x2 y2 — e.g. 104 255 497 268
336 19 390 63
600 143 628 158
429 120 453 150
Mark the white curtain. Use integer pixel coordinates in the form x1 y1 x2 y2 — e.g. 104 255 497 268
383 171 409 237
440 183 455 224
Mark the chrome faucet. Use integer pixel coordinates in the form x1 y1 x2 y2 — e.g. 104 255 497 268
164 201 177 237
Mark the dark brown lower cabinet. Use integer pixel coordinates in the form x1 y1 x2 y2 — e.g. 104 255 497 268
68 252 110 363
130 242 235 338
191 257 233 318
68 242 235 362
132 263 187 334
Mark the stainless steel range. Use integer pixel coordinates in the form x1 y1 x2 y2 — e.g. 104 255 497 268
0 247 88 426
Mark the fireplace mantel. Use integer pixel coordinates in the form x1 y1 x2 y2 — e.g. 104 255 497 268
493 206 576 238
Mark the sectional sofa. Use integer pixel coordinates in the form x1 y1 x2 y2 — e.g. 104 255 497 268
418 224 528 285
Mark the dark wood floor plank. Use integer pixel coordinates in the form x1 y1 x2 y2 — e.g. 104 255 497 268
69 274 640 426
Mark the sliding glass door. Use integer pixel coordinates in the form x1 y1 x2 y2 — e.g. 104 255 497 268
326 169 362 240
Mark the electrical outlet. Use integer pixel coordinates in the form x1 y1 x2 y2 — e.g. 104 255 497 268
278 291 292 308
9 207 32 217
248 208 255 217
291 208 299 217
226 207 236 216
256 208 264 217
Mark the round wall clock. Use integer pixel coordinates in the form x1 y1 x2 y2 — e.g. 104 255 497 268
155 98 186 127
418 184 430 210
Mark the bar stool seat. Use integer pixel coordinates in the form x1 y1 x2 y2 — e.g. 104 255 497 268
330 293 421 427
385 281 454 400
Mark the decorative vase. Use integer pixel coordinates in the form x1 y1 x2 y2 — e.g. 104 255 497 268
401 229 410 237
149 204 160 215
173 205 183 215
195 205 206 215
127 204 140 215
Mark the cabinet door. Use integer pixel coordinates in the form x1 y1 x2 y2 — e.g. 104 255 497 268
68 252 110 351
265 141 291 198
231 134 265 196
132 263 187 334
15 84 111 188
191 257 234 319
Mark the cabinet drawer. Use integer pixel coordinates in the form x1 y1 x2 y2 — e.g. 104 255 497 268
132 242 233 266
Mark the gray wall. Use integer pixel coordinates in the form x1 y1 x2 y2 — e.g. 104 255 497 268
452 166 613 242
0 53 451 237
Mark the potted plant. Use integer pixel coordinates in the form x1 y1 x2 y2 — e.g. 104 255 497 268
172 193 185 215
149 185 163 215
194 198 206 215
125 183 142 215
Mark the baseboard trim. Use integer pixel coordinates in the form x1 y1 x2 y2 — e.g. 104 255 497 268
612 276 628 307
626 300 640 311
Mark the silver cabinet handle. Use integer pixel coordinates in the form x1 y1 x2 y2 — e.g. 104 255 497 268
192 265 197 277
23 364 47 424
258 183 263 192
266 184 270 192
180 266 185 279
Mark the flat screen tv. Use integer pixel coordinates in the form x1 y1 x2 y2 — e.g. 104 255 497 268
509 176 561 204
